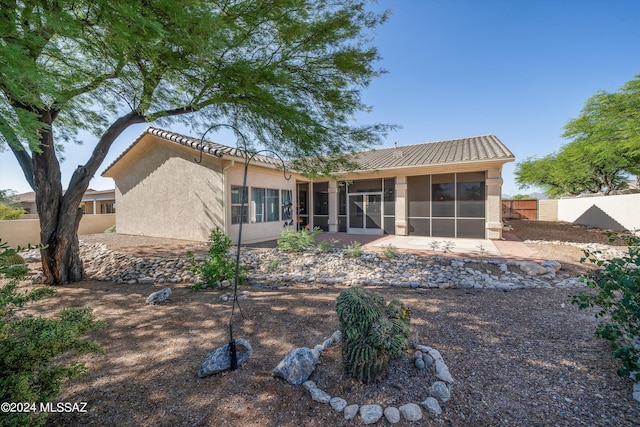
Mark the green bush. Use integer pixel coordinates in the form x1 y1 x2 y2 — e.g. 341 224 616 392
381 244 399 259
187 227 245 290
0 203 25 220
276 227 320 252
104 225 116 233
343 241 363 257
0 240 105 427
336 287 411 383
571 232 640 381
317 238 339 252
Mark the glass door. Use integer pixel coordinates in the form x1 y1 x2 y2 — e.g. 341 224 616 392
348 193 383 234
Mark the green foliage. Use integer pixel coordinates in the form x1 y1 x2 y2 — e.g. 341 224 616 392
277 227 321 252
0 203 25 220
187 228 245 290
0 240 105 426
336 287 411 383
515 74 640 196
104 225 116 233
0 189 21 208
317 238 339 253
511 194 533 200
381 244 398 259
0 0 393 285
571 232 640 380
343 241 364 257
0 249 27 279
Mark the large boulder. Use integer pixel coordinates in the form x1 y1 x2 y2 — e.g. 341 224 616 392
517 261 548 276
146 288 171 304
272 347 319 385
198 338 252 377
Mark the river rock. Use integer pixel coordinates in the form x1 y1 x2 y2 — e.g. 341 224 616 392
399 403 423 421
360 404 383 424
344 404 359 420
421 397 442 415
384 406 400 423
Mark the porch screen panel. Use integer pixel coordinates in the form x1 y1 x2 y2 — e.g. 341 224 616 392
407 175 430 217
456 172 486 218
408 218 430 236
338 184 347 232
432 174 455 218
313 182 329 231
349 179 382 193
432 218 455 237
408 175 430 236
457 219 485 238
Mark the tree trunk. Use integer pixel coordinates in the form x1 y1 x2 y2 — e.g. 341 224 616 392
30 111 145 285
39 206 86 285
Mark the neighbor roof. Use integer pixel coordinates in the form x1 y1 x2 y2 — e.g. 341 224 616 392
102 128 514 176
350 135 514 171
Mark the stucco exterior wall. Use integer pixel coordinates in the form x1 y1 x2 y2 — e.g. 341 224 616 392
557 193 640 232
0 214 115 248
225 162 298 244
538 199 558 221
112 140 224 242
485 167 503 239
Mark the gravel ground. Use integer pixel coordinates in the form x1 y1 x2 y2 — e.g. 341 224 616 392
7 221 640 426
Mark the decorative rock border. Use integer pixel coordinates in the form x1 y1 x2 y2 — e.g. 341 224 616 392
273 330 454 424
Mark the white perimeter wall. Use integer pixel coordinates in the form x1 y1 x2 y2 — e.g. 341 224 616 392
556 193 640 232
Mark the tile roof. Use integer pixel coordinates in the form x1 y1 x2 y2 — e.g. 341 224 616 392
102 128 514 176
350 135 514 170
102 127 283 175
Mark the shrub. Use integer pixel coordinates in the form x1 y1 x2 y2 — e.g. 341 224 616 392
571 232 640 381
104 225 116 233
277 227 320 252
343 241 363 258
317 238 339 252
0 203 25 220
336 287 411 383
187 227 245 290
381 244 398 259
0 240 105 427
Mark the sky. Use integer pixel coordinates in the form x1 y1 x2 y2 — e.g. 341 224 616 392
1 0 640 197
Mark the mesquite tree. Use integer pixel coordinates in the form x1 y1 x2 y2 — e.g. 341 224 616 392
0 0 392 284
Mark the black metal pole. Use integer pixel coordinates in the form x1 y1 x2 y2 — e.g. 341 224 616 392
196 124 291 372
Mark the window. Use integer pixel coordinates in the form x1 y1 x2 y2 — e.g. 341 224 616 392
267 189 279 222
250 187 281 223
101 203 116 214
282 189 293 221
251 188 265 223
231 186 248 224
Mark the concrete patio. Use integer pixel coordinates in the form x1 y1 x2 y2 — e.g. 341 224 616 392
313 231 544 262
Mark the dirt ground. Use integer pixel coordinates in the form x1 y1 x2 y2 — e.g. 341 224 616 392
506 220 630 277
8 221 640 426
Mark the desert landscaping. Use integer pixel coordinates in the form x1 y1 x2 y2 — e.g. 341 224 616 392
5 220 639 426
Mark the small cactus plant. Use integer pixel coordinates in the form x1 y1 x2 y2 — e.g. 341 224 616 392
0 251 25 266
336 287 411 383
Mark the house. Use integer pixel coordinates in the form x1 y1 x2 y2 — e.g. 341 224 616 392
16 189 116 215
102 127 515 244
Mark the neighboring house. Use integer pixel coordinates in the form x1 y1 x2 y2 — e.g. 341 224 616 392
102 127 515 244
16 189 116 215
